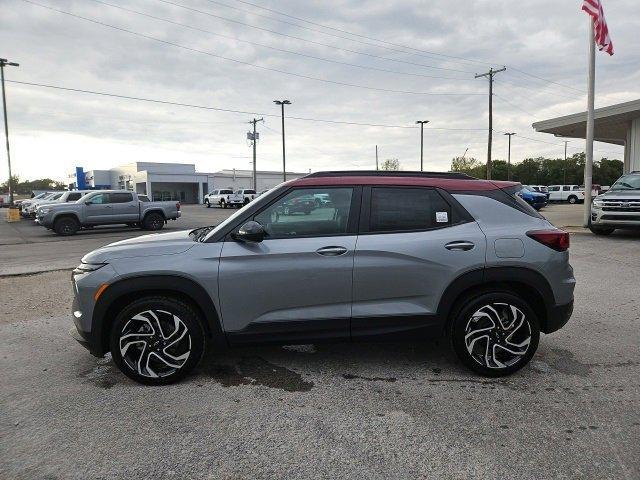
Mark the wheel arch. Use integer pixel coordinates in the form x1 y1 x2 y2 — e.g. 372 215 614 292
143 209 166 220
437 267 554 335
52 212 81 225
93 275 226 355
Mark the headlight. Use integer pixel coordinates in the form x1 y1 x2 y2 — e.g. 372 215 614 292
39 207 50 215
592 199 604 208
73 262 107 275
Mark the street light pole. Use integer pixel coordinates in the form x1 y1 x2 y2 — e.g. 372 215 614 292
1 58 19 204
504 132 516 180
274 100 291 181
415 120 429 171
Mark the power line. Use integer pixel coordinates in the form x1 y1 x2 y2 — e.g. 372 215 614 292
7 79 486 131
224 0 585 93
201 0 485 68
88 0 473 82
153 0 474 75
22 0 482 97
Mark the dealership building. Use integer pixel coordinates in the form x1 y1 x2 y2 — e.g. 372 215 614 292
533 98 640 173
67 162 306 203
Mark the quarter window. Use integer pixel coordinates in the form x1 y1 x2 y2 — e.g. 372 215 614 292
369 187 451 232
254 188 353 238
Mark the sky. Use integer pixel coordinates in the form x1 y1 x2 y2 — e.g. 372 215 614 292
1 0 639 182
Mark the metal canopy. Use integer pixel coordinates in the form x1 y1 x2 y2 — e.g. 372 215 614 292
532 99 640 145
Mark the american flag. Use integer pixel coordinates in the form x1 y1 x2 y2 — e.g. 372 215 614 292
582 0 614 55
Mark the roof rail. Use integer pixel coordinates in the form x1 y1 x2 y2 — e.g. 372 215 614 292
305 170 477 180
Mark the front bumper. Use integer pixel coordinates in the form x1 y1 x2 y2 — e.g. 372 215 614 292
543 300 574 334
591 207 640 228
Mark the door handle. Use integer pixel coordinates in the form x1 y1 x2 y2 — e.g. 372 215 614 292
445 241 475 251
316 246 348 256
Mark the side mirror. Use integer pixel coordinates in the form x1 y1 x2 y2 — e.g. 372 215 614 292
232 221 265 243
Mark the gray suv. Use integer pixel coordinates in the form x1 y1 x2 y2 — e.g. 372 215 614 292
70 171 575 384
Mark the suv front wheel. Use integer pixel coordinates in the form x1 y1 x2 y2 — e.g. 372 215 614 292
451 292 540 377
109 296 205 385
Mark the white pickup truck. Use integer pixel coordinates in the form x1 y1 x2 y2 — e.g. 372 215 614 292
204 189 244 208
547 185 586 204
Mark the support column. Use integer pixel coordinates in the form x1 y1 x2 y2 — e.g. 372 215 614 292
628 118 640 173
198 181 203 204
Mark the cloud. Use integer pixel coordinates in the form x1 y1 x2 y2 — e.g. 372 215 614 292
1 0 635 180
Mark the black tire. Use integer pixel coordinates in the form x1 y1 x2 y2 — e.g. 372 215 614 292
205 199 210 208
142 212 165 231
589 225 614 235
450 292 540 377
221 200 227 209
53 216 80 236
567 195 578 204
243 198 250 205
109 296 205 385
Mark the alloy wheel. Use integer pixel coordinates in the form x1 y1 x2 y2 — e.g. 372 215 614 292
464 302 532 369
119 309 191 378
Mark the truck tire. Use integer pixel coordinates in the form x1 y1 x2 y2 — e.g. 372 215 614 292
143 212 165 231
589 224 614 236
205 199 210 208
53 216 80 236
221 200 227 209
567 195 578 204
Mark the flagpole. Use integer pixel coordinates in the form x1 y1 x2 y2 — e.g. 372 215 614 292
583 17 596 227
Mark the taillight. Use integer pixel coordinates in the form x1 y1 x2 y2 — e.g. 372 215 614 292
176 202 180 211
526 229 569 252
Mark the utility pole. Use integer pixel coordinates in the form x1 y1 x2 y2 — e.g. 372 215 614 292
475 66 506 180
504 132 516 180
247 117 263 191
563 141 568 185
375 145 379 170
273 100 291 182
415 120 429 171
1 58 19 204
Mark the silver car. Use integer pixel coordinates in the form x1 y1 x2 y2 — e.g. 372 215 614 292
70 171 575 385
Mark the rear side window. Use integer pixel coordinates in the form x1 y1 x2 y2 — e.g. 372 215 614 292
67 193 82 201
110 193 134 203
501 186 544 218
369 187 451 232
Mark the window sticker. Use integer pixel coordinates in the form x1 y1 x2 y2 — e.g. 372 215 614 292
436 211 449 223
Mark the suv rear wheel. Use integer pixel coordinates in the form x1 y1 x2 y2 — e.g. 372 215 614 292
567 195 578 204
109 296 205 385
451 292 540 377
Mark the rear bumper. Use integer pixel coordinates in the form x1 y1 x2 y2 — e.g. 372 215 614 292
543 299 574 334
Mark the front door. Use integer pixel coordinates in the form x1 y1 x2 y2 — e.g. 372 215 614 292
83 192 115 224
218 186 360 344
352 186 487 338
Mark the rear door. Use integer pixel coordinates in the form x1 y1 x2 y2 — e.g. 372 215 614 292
110 192 138 222
218 186 360 343
352 186 486 339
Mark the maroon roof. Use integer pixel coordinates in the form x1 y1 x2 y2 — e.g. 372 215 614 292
290 175 519 192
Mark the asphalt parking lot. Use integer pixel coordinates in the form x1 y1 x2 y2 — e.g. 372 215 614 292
1 203 638 479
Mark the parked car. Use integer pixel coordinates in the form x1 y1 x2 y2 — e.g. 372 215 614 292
235 189 257 205
70 171 574 385
20 191 59 217
23 192 66 217
519 186 548 210
528 185 550 199
547 185 585 204
36 190 181 235
32 190 93 220
589 171 640 235
204 189 243 208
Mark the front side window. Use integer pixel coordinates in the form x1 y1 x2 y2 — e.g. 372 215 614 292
138 195 150 202
245 190 256 194
220 190 232 195
548 186 559 192
67 193 82 202
254 188 353 238
563 186 571 191
369 187 451 232
87 193 108 204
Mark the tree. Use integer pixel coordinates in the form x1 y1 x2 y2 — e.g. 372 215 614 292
380 158 400 171
0 177 66 195
450 157 485 178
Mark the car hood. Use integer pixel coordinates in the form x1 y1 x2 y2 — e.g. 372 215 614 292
82 230 195 263
598 190 640 200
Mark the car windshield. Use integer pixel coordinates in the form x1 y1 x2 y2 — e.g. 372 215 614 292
610 174 640 191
